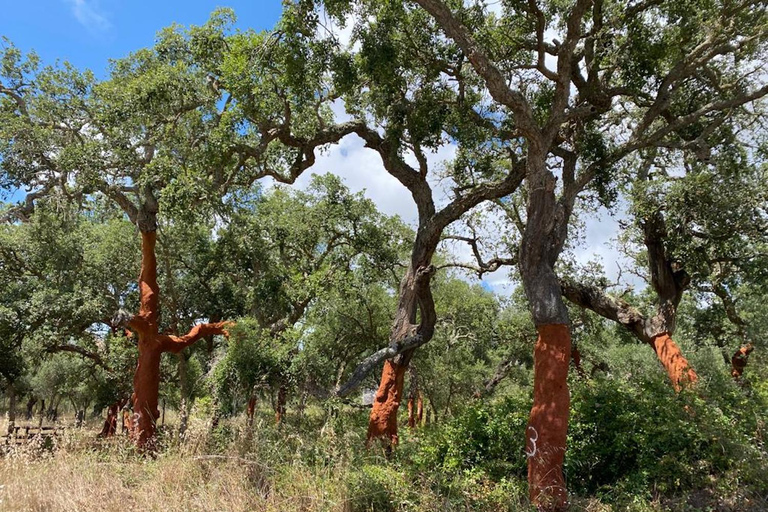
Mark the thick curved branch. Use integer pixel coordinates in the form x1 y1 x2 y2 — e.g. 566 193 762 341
560 279 649 342
334 330 426 398
0 183 55 224
158 321 233 354
237 120 365 186
45 344 108 369
434 158 526 232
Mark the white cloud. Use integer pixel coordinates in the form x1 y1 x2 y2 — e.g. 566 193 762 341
65 0 111 35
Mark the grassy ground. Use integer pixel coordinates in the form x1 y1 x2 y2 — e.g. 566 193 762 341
0 408 765 512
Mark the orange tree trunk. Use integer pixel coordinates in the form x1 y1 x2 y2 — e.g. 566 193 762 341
416 394 424 426
132 341 162 448
365 263 436 448
99 397 128 438
275 385 287 424
125 231 232 450
407 396 415 429
407 391 424 429
651 333 698 391
731 344 754 381
247 395 257 426
367 359 408 446
526 324 571 511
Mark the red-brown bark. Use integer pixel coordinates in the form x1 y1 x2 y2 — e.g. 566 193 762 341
571 345 586 378
526 324 571 512
126 231 232 450
407 392 424 429
247 395 257 427
407 366 421 429
122 397 133 434
651 333 698 391
731 343 754 381
99 397 129 438
416 394 424 426
275 385 287 424
367 359 408 446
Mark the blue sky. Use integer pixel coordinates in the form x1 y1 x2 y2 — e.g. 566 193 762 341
1 1 285 77
0 1 630 294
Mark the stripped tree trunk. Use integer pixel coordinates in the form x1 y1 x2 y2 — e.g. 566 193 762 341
417 393 424 426
366 262 436 448
731 344 754 381
116 210 232 451
246 394 257 427
99 397 129 438
275 385 287 424
526 325 571 510
651 334 698 390
6 384 15 436
519 160 573 512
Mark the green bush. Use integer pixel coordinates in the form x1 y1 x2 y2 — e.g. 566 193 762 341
412 395 530 480
345 463 419 512
567 373 768 499
408 372 768 506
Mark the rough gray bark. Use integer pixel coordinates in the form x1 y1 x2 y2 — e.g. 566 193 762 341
561 204 693 342
641 211 690 337
336 127 526 396
477 355 520 398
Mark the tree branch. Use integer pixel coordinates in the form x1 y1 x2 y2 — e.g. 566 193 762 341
413 0 540 140
158 321 234 354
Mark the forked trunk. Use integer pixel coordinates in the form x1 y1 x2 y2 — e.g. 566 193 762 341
367 359 409 445
526 324 571 511
651 333 698 391
125 229 231 450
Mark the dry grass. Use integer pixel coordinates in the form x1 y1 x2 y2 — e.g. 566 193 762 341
2 411 761 512
0 415 353 512
0 450 345 512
